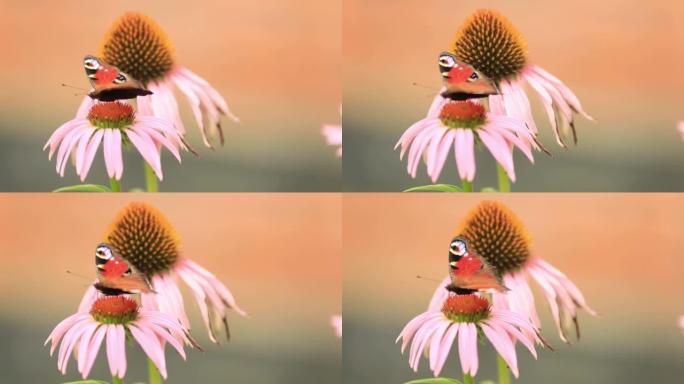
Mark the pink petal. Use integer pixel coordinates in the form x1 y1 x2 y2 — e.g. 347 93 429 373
433 322 459 376
76 322 99 376
126 128 163 180
430 129 456 183
481 323 519 378
129 323 168 379
82 325 107 379
79 130 105 182
458 323 478 376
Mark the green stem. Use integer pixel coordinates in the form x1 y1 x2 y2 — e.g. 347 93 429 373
148 357 163 384
461 180 473 192
109 178 121 192
144 162 159 192
496 163 511 193
497 354 511 384
111 375 124 384
463 373 475 384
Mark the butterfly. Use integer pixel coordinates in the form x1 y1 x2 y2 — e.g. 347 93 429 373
446 236 507 293
94 243 154 295
438 52 499 100
83 55 153 101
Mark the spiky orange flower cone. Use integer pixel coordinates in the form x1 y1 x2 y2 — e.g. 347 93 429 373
76 12 239 148
429 200 595 343
79 202 247 343
434 9 593 148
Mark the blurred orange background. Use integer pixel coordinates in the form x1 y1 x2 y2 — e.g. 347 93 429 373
0 193 341 383
0 0 341 191
343 194 684 383
343 0 684 191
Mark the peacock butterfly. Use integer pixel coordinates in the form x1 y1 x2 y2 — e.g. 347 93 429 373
84 55 153 102
446 236 507 294
438 52 499 100
94 243 154 295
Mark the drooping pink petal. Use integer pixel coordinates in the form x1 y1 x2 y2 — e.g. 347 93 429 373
481 323 519 378
128 323 168 379
427 320 451 372
430 129 456 183
102 129 117 179
181 259 248 316
81 325 107 379
74 127 96 177
126 128 163 180
78 130 105 181
76 322 99 376
433 322 459 376
57 316 93 374
478 129 516 182
136 318 187 360
457 323 478 376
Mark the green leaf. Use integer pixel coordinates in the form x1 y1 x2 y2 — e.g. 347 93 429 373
53 184 112 193
62 380 110 384
404 378 463 384
480 381 496 384
480 187 498 192
404 184 464 193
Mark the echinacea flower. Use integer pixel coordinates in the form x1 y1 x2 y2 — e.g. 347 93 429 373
45 101 185 181
678 122 684 140
45 295 193 379
429 201 596 343
396 99 537 183
679 315 684 333
444 9 592 147
331 315 342 338
398 294 542 378
322 106 342 156
92 12 239 148
80 202 247 343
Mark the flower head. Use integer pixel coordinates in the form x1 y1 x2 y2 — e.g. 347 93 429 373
444 9 592 147
82 202 247 343
452 9 528 82
430 200 596 343
396 99 537 183
45 100 186 181
45 295 193 379
398 294 542 378
100 12 175 84
93 12 239 148
104 202 180 275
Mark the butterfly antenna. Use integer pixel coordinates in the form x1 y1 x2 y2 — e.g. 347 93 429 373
412 82 439 91
61 83 88 92
66 270 92 281
416 275 442 283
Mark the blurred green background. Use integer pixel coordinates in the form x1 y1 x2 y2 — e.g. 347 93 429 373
343 0 684 191
343 194 684 383
0 0 341 191
0 194 341 383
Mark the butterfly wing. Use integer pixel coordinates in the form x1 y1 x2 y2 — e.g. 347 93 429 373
447 236 507 293
83 55 153 101
438 52 499 100
95 243 154 295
